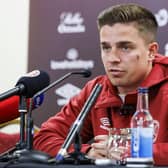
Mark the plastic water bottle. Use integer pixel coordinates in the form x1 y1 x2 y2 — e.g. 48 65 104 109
131 87 153 158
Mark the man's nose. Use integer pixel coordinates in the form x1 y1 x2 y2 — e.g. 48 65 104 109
108 50 121 63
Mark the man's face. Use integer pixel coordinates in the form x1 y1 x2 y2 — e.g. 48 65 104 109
100 23 154 93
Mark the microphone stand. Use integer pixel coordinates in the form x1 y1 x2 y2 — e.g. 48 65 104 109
26 98 34 150
0 96 29 161
17 95 27 150
24 69 91 151
0 97 52 164
13 70 91 164
3 95 28 153
34 70 91 98
0 95 32 158
13 97 53 164
65 132 90 165
0 70 92 163
56 83 102 164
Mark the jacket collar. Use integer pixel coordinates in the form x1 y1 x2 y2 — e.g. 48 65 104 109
95 76 137 108
141 54 168 87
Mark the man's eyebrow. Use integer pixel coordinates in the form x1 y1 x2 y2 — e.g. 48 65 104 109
100 42 110 45
100 41 134 46
116 41 133 46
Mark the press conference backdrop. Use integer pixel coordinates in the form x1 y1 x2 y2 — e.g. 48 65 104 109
28 0 168 127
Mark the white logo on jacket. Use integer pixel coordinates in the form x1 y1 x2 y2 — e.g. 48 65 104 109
100 117 110 131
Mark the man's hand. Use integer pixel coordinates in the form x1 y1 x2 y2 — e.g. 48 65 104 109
108 146 130 160
86 134 131 161
87 135 108 159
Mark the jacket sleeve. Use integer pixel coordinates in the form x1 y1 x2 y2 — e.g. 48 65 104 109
33 82 94 157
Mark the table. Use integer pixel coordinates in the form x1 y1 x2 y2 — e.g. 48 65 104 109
0 161 167 168
0 151 167 168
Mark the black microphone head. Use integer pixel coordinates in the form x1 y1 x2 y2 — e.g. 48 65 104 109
72 69 91 78
16 70 50 98
82 69 92 78
72 69 92 78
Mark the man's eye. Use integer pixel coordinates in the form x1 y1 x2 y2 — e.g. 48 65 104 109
102 46 111 52
121 46 131 52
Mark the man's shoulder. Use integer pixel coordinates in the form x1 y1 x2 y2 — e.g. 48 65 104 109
154 53 168 65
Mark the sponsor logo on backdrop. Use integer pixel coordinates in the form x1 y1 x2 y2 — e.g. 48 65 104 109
155 8 168 27
165 43 168 56
55 83 81 106
57 12 86 33
50 48 94 70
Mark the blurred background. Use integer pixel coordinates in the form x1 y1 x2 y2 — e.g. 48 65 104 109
0 0 168 127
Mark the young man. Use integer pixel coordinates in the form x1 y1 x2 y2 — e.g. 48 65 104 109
34 3 168 165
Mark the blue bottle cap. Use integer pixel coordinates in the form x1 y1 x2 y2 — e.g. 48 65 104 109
138 87 148 93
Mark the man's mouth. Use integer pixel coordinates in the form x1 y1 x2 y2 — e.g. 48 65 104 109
109 69 125 76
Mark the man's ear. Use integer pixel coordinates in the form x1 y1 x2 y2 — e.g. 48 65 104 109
148 42 159 60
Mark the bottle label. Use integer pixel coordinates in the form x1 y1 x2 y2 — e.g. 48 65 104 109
131 127 153 158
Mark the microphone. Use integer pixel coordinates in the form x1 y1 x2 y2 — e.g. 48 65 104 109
0 70 50 101
0 94 45 124
16 69 92 163
55 83 102 162
33 69 91 98
13 69 91 162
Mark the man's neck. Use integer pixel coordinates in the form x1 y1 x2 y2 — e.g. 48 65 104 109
117 86 136 94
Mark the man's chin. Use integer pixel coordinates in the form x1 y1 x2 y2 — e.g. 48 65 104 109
110 80 123 87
